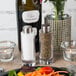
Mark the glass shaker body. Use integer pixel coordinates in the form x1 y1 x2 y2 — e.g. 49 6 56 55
39 25 53 64
21 26 37 66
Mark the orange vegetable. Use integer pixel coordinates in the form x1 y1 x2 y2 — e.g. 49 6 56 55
25 72 32 76
24 67 61 76
25 71 61 76
17 67 64 76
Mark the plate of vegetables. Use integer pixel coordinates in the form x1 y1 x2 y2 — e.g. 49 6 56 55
1 66 73 76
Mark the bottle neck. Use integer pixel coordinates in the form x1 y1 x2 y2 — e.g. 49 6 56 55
22 0 33 5
26 0 33 5
26 0 36 10
21 0 36 10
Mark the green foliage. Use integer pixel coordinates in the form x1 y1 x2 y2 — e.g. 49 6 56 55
8 70 17 76
45 0 67 19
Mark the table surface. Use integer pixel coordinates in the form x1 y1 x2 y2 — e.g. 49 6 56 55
0 48 76 72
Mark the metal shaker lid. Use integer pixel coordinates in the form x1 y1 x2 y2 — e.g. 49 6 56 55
23 25 32 34
41 24 51 33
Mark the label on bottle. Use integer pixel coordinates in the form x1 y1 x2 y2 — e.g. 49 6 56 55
22 10 39 23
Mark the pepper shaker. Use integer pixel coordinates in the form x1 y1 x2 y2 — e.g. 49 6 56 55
39 24 53 64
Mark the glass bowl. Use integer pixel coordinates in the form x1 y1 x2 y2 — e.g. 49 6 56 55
0 41 16 62
61 40 76 61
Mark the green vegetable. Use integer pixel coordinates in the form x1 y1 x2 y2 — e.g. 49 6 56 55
8 70 17 76
36 67 41 70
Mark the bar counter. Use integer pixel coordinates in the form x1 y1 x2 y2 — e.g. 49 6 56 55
0 48 76 72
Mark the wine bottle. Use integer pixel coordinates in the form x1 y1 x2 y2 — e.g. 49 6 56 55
16 0 41 52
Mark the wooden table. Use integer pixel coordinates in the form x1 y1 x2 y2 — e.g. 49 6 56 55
0 48 76 72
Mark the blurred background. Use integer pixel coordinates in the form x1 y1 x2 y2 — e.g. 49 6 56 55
0 0 76 47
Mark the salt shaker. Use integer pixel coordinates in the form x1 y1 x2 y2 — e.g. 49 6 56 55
39 24 53 65
21 25 37 66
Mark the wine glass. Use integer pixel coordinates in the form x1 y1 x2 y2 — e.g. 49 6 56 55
61 40 76 75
